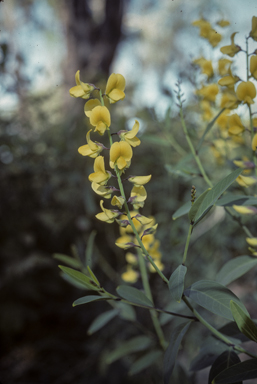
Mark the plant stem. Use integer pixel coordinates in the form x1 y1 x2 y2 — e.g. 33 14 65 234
183 296 257 359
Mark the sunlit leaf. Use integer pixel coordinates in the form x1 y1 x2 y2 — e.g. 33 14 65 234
230 301 257 342
168 265 187 302
216 256 257 286
208 350 241 384
116 285 153 308
184 280 248 320
172 201 191 220
87 309 119 335
164 321 192 384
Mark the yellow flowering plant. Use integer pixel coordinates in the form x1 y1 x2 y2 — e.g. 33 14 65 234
55 16 257 383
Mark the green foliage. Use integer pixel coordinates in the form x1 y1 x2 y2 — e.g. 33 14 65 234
168 264 187 302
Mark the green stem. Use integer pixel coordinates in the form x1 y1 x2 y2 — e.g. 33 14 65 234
183 296 257 359
182 224 193 264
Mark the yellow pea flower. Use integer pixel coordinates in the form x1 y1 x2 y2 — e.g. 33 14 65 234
105 73 125 103
196 84 219 102
91 182 112 199
194 57 214 78
88 156 111 185
69 70 94 99
233 205 257 215
250 55 257 80
115 235 134 249
218 67 240 88
84 99 101 117
218 58 232 76
88 106 111 135
246 237 257 247
111 195 125 209
216 109 230 130
236 175 257 187
200 101 213 121
220 32 241 57
192 18 212 38
217 19 230 28
252 133 257 151
129 185 147 209
121 266 139 283
227 114 245 135
78 129 103 158
250 16 257 41
125 252 138 264
236 81 256 105
95 200 120 223
110 141 133 171
233 157 254 170
118 120 141 147
207 29 222 47
220 91 238 109
128 175 152 187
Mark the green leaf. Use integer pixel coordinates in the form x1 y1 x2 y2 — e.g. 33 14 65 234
59 265 98 290
106 336 153 364
115 302 136 322
188 188 211 222
85 230 97 268
191 168 242 226
116 285 153 308
87 266 100 286
217 194 257 207
129 350 162 375
87 309 119 335
165 164 198 180
168 265 187 302
53 254 82 269
184 280 248 321
164 321 192 384
213 358 257 383
172 201 191 220
216 256 257 286
196 108 225 152
208 351 241 384
230 301 257 342
73 295 111 307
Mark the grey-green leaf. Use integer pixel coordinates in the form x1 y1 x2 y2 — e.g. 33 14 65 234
188 188 211 222
164 321 192 384
129 350 162 376
230 301 257 343
59 265 98 290
87 309 119 335
216 256 257 286
208 350 241 384
213 358 257 383
192 168 242 226
54 254 81 268
172 201 191 220
184 280 248 321
73 295 111 307
116 285 153 308
217 194 257 207
169 265 187 302
106 336 153 364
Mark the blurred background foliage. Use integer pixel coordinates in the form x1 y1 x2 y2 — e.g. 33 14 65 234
1 0 257 383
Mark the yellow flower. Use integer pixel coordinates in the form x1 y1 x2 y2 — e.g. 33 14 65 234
69 70 94 99
246 237 257 247
111 195 125 209
250 55 257 80
118 120 141 147
89 106 111 135
250 16 257 41
236 175 257 187
91 182 112 199
218 58 232 76
78 129 103 158
95 200 120 223
105 73 125 103
227 114 245 135
121 267 139 283
217 19 230 28
110 141 133 171
128 175 152 187
192 18 212 38
125 252 138 265
220 91 238 109
129 185 147 209
196 84 219 102
194 57 214 78
220 32 241 57
233 205 257 215
236 81 256 105
233 157 254 170
200 101 213 121
115 235 134 249
216 109 230 130
207 29 222 47
218 67 240 88
252 133 257 151
84 99 101 117
88 156 111 185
